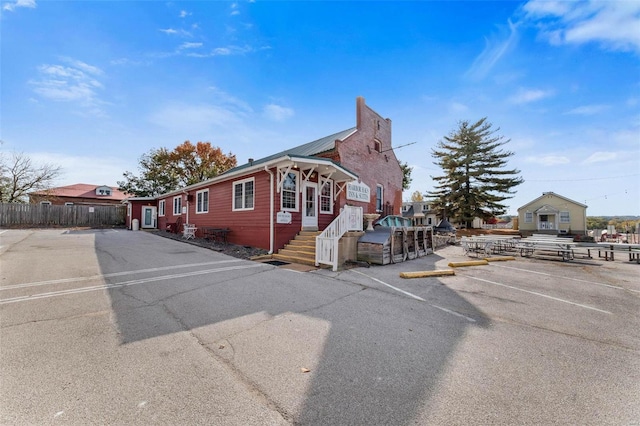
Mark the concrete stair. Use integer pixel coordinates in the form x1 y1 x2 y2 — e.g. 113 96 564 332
272 231 320 266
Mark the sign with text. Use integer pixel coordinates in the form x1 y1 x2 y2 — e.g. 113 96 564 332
277 211 292 224
346 182 370 202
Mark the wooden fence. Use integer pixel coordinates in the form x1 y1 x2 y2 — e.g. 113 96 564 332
0 203 127 228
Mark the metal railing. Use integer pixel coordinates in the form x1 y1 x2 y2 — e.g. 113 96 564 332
316 205 363 271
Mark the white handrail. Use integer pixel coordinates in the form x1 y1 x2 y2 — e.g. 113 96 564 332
316 205 363 271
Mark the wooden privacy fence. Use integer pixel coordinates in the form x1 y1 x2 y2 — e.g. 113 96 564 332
0 203 126 228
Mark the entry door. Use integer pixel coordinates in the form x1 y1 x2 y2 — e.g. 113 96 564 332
302 182 318 230
142 206 157 228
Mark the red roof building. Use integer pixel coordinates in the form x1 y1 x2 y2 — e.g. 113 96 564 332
29 184 127 206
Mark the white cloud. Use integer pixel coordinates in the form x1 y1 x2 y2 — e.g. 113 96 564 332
179 42 203 50
208 86 253 114
263 104 294 122
148 103 245 135
565 104 610 115
179 10 191 18
159 28 192 37
524 155 570 166
466 19 519 80
523 0 640 53
2 0 36 12
28 152 133 187
583 151 617 164
29 59 107 115
448 102 469 114
508 88 554 104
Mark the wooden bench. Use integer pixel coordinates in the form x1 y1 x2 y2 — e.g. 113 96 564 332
516 241 575 261
201 227 231 243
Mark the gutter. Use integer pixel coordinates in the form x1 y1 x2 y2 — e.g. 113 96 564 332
265 166 275 254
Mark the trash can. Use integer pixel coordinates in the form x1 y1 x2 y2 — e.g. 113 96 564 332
132 219 139 231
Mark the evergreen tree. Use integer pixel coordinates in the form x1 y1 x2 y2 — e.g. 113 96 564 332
428 118 523 228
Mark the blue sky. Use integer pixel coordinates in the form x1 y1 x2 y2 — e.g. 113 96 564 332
1 0 639 216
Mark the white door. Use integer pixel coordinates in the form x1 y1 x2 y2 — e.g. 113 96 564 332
302 182 318 230
141 206 157 228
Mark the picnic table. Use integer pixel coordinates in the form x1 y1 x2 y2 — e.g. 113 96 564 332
460 235 520 257
516 237 576 261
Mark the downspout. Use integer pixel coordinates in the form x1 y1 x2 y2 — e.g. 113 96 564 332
265 166 275 254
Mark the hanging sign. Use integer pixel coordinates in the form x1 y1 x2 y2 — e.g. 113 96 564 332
277 211 292 224
346 182 370 202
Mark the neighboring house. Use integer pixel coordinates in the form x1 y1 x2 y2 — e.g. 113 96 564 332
152 97 404 253
401 201 437 227
518 192 587 235
29 184 127 206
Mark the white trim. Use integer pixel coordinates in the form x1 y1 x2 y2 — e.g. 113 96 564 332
280 170 299 212
173 195 182 215
40 200 51 205
560 211 570 223
196 189 209 214
232 177 255 211
320 178 333 214
158 200 165 217
375 184 384 212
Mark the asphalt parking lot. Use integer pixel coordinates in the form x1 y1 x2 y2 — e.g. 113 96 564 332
1 229 639 425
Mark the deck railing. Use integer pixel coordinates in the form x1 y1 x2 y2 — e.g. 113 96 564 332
316 205 363 271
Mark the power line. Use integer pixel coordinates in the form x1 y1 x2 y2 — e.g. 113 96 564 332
526 173 638 182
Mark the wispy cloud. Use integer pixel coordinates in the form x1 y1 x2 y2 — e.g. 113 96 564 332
466 19 519 80
524 155 570 166
179 42 203 50
208 86 253 114
2 0 36 12
263 104 294 122
159 28 192 37
179 10 191 18
582 151 617 164
508 87 554 104
230 2 240 16
29 58 107 116
565 104 610 115
186 44 255 58
523 0 640 54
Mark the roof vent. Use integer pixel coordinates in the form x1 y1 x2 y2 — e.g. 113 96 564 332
248 158 254 165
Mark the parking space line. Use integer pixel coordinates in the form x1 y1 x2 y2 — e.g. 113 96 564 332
1 260 244 291
0 264 265 305
463 275 612 314
490 263 640 293
349 270 477 323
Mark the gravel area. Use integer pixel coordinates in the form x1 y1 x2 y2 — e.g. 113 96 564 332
151 230 270 259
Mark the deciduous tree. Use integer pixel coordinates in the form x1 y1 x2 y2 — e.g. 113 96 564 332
118 142 237 197
0 151 62 203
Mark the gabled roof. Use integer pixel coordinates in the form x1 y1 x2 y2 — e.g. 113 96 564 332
222 127 357 176
518 191 587 211
30 183 127 201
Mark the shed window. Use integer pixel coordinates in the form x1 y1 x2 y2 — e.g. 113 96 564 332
525 212 533 223
233 178 254 211
560 211 570 223
173 196 182 215
196 189 209 213
281 172 298 211
159 200 165 217
40 201 51 206
320 180 333 214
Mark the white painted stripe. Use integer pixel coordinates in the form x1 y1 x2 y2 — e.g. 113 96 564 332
1 260 244 291
465 275 612 314
351 270 426 301
350 270 477 322
0 230 8 235
491 263 640 293
429 304 477 323
0 264 265 305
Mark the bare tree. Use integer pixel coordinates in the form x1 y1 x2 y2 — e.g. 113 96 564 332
0 152 62 203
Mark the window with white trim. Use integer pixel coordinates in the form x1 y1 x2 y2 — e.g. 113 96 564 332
525 212 533 223
196 189 209 214
560 211 570 223
233 178 254 211
281 171 298 211
40 200 51 205
320 180 333 214
376 185 383 212
65 202 74 206
159 200 165 217
173 196 182 215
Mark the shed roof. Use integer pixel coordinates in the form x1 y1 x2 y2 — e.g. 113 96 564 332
30 183 127 201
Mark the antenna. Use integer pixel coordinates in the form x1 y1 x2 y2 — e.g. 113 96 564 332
380 141 417 153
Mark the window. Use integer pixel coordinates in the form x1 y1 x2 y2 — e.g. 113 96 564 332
65 202 74 206
159 200 165 217
560 211 570 223
281 172 298 211
376 185 383 212
173 196 182 215
402 205 409 212
40 201 51 206
196 189 209 214
320 180 333 214
233 178 254 211
427 217 433 225
374 140 382 153
525 212 533 223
